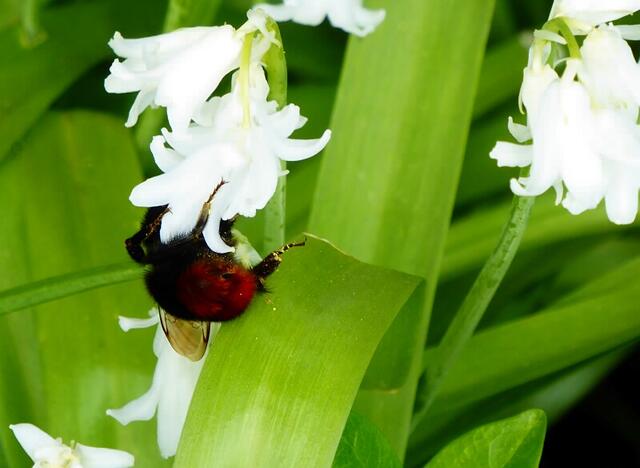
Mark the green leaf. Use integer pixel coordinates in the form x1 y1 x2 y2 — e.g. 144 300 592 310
0 0 162 162
174 235 422 468
0 263 142 316
333 412 401 468
0 111 166 467
425 256 640 414
442 194 627 280
425 410 546 468
409 351 624 466
308 0 496 454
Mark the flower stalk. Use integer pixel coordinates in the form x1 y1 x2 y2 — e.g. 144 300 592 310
544 17 582 59
261 19 289 253
412 193 535 428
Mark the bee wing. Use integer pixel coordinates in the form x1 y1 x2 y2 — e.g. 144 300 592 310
159 309 210 362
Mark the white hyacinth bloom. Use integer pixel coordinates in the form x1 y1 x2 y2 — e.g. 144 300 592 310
491 0 640 225
9 423 134 468
495 71 605 212
130 65 331 253
579 25 640 109
107 310 208 459
104 26 243 130
550 0 640 33
255 0 385 36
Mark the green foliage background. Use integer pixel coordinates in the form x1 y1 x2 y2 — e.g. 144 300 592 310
0 0 638 467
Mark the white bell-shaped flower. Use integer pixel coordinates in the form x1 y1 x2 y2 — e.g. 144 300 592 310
491 0 640 226
595 109 640 224
104 26 243 131
130 65 331 253
9 423 134 468
255 0 385 36
513 74 604 211
106 310 208 459
550 0 640 32
579 25 640 109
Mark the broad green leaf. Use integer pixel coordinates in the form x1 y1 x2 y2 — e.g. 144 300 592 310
425 410 546 468
308 0 495 454
0 0 162 161
408 351 624 466
0 263 141 316
175 236 422 468
424 256 640 413
0 111 166 467
333 412 401 468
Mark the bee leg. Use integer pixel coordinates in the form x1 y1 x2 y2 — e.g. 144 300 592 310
193 180 228 236
252 238 307 288
125 205 170 264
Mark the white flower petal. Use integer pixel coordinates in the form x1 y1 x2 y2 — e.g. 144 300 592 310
550 0 640 28
118 313 159 332
553 180 565 205
105 26 243 130
150 135 184 173
520 64 559 125
605 170 639 224
490 142 533 167
75 444 135 468
125 89 156 128
256 0 385 36
156 343 206 458
327 1 386 37
257 1 328 25
615 24 640 40
203 185 236 253
579 25 640 108
223 145 281 219
603 153 640 224
507 117 532 143
268 104 304 138
159 197 206 243
533 29 567 45
107 28 211 61
129 174 174 208
273 129 332 161
9 424 59 461
109 318 208 459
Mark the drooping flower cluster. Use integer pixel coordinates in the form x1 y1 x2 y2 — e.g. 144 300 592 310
10 423 134 468
106 9 331 253
255 0 386 37
491 1 640 224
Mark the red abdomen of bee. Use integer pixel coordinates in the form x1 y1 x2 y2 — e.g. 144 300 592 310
176 260 258 321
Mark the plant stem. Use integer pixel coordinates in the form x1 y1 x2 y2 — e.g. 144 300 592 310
262 19 288 253
544 17 581 59
412 194 535 429
238 35 254 129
